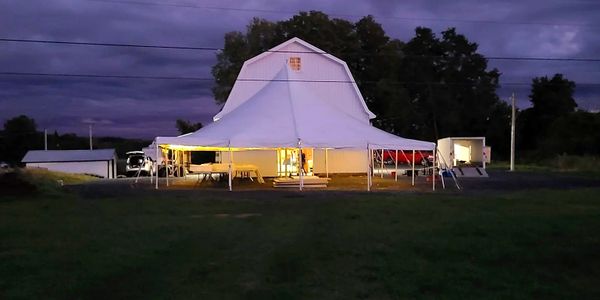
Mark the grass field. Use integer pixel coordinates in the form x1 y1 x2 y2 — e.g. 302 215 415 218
1 171 600 299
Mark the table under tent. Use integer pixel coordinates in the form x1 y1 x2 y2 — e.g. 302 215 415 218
153 65 437 191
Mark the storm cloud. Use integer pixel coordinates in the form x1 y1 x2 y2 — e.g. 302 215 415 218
1 0 599 138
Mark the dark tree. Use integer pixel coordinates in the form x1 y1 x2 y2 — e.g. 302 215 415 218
518 74 578 154
1 115 39 164
383 27 508 156
176 119 203 134
530 74 577 118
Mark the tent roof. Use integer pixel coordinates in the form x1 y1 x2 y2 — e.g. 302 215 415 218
156 65 434 151
22 149 116 163
214 37 376 121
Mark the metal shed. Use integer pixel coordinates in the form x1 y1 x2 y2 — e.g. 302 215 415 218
22 149 117 178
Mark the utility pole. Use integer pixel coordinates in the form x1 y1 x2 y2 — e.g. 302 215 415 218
44 129 48 151
510 93 516 172
89 124 93 150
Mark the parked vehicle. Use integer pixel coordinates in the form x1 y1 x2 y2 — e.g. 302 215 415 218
125 151 154 177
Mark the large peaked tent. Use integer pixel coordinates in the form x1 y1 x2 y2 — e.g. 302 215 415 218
154 65 436 191
156 66 434 151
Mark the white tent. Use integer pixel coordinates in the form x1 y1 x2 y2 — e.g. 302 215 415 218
157 66 433 151
155 65 435 190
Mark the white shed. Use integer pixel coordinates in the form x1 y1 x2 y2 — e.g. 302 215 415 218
22 149 117 178
437 137 488 169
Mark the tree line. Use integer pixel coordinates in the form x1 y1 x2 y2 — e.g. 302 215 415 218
0 117 203 165
212 11 600 160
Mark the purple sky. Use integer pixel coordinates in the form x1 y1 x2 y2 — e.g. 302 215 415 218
1 0 599 139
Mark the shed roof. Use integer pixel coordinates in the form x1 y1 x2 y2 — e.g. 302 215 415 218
22 149 116 163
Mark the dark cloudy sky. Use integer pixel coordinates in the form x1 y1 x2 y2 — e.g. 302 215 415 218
1 0 599 139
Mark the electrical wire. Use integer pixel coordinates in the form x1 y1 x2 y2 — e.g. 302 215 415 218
3 71 600 86
85 0 594 28
3 38 600 62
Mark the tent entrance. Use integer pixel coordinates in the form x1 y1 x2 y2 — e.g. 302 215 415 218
277 148 313 177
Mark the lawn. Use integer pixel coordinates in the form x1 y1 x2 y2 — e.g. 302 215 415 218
1 173 600 299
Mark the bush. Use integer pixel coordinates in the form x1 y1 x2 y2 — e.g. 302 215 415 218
555 154 600 172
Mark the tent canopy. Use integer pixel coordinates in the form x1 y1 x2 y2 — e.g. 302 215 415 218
156 66 434 151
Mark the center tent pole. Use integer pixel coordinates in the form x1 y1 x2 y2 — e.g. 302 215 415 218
298 139 303 191
228 141 232 192
412 149 416 186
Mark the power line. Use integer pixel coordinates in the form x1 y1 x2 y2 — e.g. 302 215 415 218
86 0 593 28
486 56 600 62
3 38 600 62
4 71 600 86
0 72 210 81
0 38 218 51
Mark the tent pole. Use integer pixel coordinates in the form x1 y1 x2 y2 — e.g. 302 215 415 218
412 150 416 186
298 140 303 191
394 150 398 181
432 144 437 191
380 148 384 178
155 143 159 189
371 149 375 179
277 148 280 177
366 144 371 192
228 142 232 192
325 148 329 178
284 149 288 177
510 93 516 172
166 148 170 187
175 150 178 177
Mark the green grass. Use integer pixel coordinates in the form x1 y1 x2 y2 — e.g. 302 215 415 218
1 183 600 298
490 156 600 179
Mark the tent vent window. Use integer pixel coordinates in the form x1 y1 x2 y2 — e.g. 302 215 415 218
289 57 301 71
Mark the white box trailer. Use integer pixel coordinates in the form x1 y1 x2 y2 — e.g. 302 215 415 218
437 137 488 169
